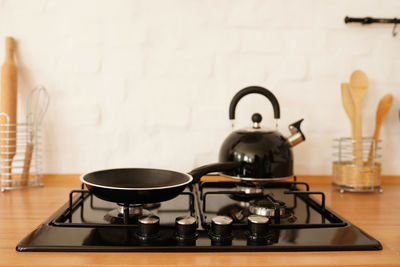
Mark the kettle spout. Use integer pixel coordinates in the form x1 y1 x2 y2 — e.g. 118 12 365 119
287 119 305 147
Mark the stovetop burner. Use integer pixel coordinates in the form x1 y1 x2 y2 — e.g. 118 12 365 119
16 177 382 252
217 195 296 224
104 205 150 224
248 197 286 217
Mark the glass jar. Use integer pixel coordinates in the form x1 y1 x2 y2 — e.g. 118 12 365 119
332 137 382 193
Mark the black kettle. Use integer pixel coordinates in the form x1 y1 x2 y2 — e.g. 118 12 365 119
218 86 305 180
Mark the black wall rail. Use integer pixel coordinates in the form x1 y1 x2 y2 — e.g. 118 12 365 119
344 16 399 37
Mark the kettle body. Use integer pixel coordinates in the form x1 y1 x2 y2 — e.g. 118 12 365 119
219 130 293 179
218 86 305 180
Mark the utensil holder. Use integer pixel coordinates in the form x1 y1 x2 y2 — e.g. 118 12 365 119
332 137 382 193
0 113 43 191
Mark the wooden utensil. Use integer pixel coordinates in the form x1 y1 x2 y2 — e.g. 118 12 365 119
341 83 355 138
349 70 368 165
367 94 393 164
0 37 18 187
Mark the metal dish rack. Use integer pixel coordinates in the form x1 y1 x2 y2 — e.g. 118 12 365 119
0 113 43 191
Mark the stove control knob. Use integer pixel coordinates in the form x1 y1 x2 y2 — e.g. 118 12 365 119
209 216 233 245
175 216 197 236
138 214 159 238
175 216 198 244
211 216 233 235
248 215 269 234
247 215 271 244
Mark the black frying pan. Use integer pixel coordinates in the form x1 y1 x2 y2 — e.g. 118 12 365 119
80 162 241 204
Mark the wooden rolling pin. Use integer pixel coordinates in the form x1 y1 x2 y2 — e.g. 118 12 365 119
0 37 18 187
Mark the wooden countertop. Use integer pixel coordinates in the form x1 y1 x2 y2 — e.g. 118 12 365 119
1 175 400 267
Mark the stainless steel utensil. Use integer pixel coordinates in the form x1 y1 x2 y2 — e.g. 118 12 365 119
20 86 49 185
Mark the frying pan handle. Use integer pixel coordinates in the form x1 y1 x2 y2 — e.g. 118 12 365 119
188 161 242 183
229 86 280 120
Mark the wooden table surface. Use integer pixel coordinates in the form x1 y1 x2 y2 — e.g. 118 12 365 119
1 175 400 267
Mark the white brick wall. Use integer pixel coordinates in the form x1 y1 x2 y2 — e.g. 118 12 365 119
0 0 399 175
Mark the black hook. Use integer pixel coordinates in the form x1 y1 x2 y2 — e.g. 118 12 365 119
393 19 398 37
345 16 400 37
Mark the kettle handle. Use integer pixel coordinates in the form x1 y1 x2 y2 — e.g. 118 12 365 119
229 86 280 120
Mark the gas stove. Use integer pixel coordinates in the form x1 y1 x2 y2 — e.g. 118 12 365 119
17 177 382 252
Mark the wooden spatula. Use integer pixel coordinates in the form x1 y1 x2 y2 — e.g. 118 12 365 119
0 37 18 187
367 94 393 164
348 70 368 165
341 83 355 138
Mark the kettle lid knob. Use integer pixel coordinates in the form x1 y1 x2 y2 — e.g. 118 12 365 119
251 113 262 129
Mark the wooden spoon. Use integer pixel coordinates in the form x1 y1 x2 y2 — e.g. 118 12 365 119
348 70 368 164
367 94 393 164
340 83 355 138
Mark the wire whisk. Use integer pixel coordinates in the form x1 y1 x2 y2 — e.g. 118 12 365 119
20 85 49 185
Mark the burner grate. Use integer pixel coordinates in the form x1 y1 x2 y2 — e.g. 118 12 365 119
198 178 346 229
51 184 195 228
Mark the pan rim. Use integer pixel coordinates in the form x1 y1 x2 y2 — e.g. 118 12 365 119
79 168 193 191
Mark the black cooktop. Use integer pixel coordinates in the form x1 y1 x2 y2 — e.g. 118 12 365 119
16 177 382 252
